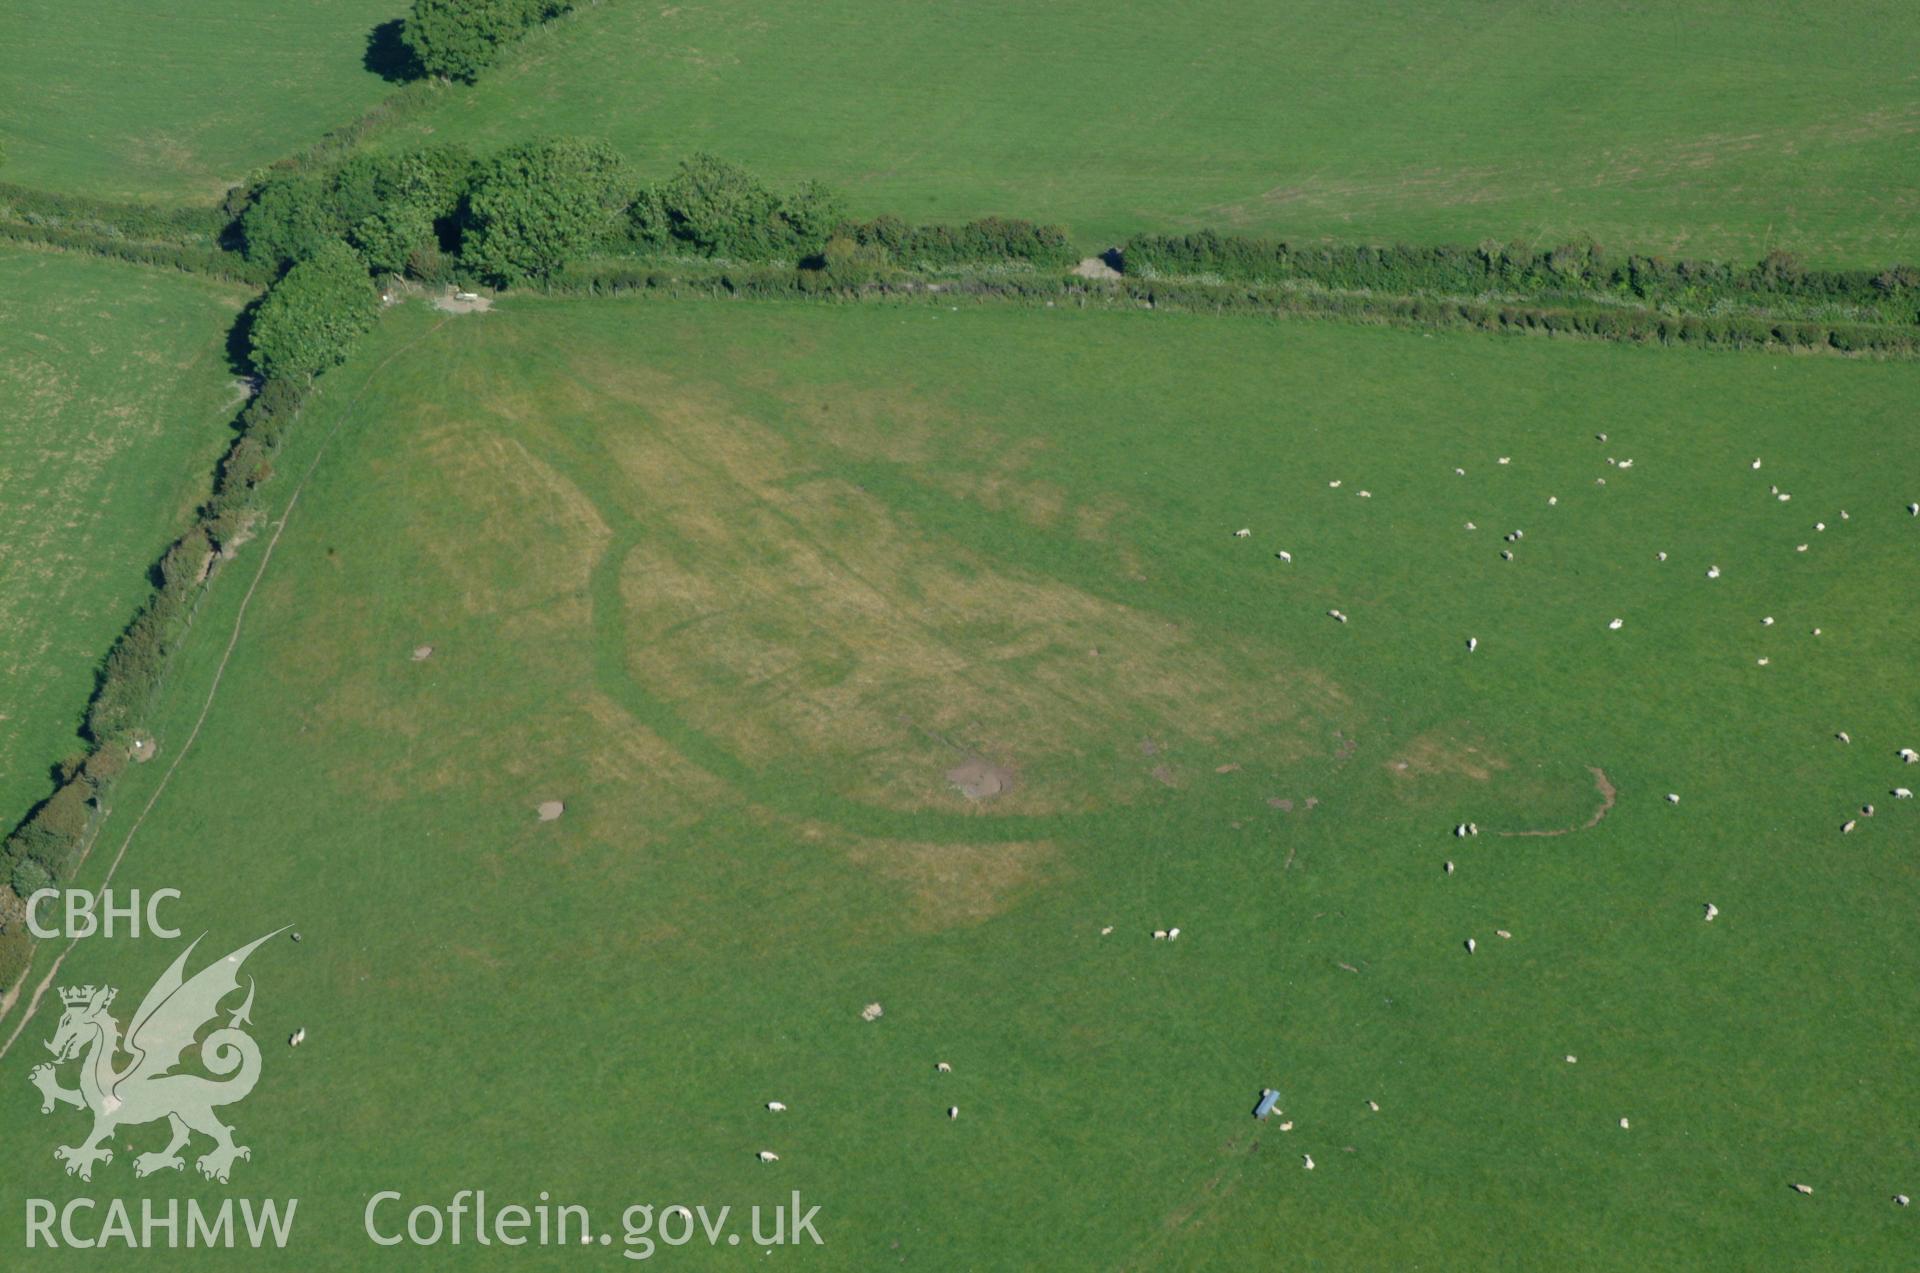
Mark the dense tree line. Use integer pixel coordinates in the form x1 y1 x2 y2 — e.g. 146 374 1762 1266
236 144 1077 289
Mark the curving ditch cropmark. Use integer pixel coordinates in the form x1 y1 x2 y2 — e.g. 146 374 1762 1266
1494 766 1617 837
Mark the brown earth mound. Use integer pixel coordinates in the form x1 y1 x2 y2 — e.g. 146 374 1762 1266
947 759 1016 801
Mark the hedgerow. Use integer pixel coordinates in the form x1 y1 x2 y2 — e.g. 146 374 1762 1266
835 215 1074 269
1121 232 1920 327
463 137 635 283
628 154 843 260
248 241 381 377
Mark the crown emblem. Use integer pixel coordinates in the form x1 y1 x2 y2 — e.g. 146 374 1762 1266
59 985 113 1008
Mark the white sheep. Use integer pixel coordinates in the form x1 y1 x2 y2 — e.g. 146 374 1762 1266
1496 929 1511 939
1792 1184 1813 1195
1657 551 1667 561
1757 657 1770 666
1444 861 1455 874
1707 566 1721 578
1704 903 1718 922
1467 637 1478 652
1618 459 1634 470
1303 1154 1315 1170
1328 609 1348 623
1565 1055 1578 1064
1234 528 1251 538
1898 1195 1911 1206
1329 480 1342 488
1276 550 1292 562
1900 748 1918 764
1498 457 1511 465
1464 938 1477 954
1469 823 1479 836
1152 929 1168 940
1762 617 1774 626
1620 1118 1630 1129
757 1151 780 1163
1667 793 1680 804
1500 550 1514 560
1908 503 1918 515
1279 1120 1294 1131
288 1028 306 1048
1548 496 1558 506
1894 788 1912 799
1609 618 1624 630
947 1107 959 1119
1796 544 1808 552
1842 819 1857 834
1455 467 1466 476
1100 925 1113 935
1816 522 1826 532
1168 927 1181 940
1367 1100 1380 1112
767 1101 788 1112
1455 824 1469 838
936 1062 952 1073
1778 493 1792 502
1357 490 1373 498
1751 459 1762 470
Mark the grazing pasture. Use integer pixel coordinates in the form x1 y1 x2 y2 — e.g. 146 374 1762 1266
3 298 1913 1267
372 0 1920 264
0 247 249 824
0 0 404 201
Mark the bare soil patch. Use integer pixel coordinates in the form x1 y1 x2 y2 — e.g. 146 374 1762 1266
947 759 1016 801
433 289 493 314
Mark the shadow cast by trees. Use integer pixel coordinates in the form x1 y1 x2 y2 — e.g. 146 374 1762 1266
364 19 420 83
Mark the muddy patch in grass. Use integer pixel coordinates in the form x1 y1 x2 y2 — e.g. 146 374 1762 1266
947 758 1017 801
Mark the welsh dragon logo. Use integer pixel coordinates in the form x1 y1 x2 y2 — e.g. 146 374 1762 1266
28 929 284 1183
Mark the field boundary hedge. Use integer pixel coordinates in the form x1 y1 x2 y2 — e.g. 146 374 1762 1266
0 367 318 985
1121 231 1920 329
533 258 1920 356
0 221 271 285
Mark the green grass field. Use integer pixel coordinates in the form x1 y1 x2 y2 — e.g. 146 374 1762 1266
0 0 403 202
0 247 251 826
4 297 1914 1267
369 0 1920 264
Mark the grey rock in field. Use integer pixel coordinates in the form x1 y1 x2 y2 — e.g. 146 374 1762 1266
537 800 565 822
411 645 434 661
